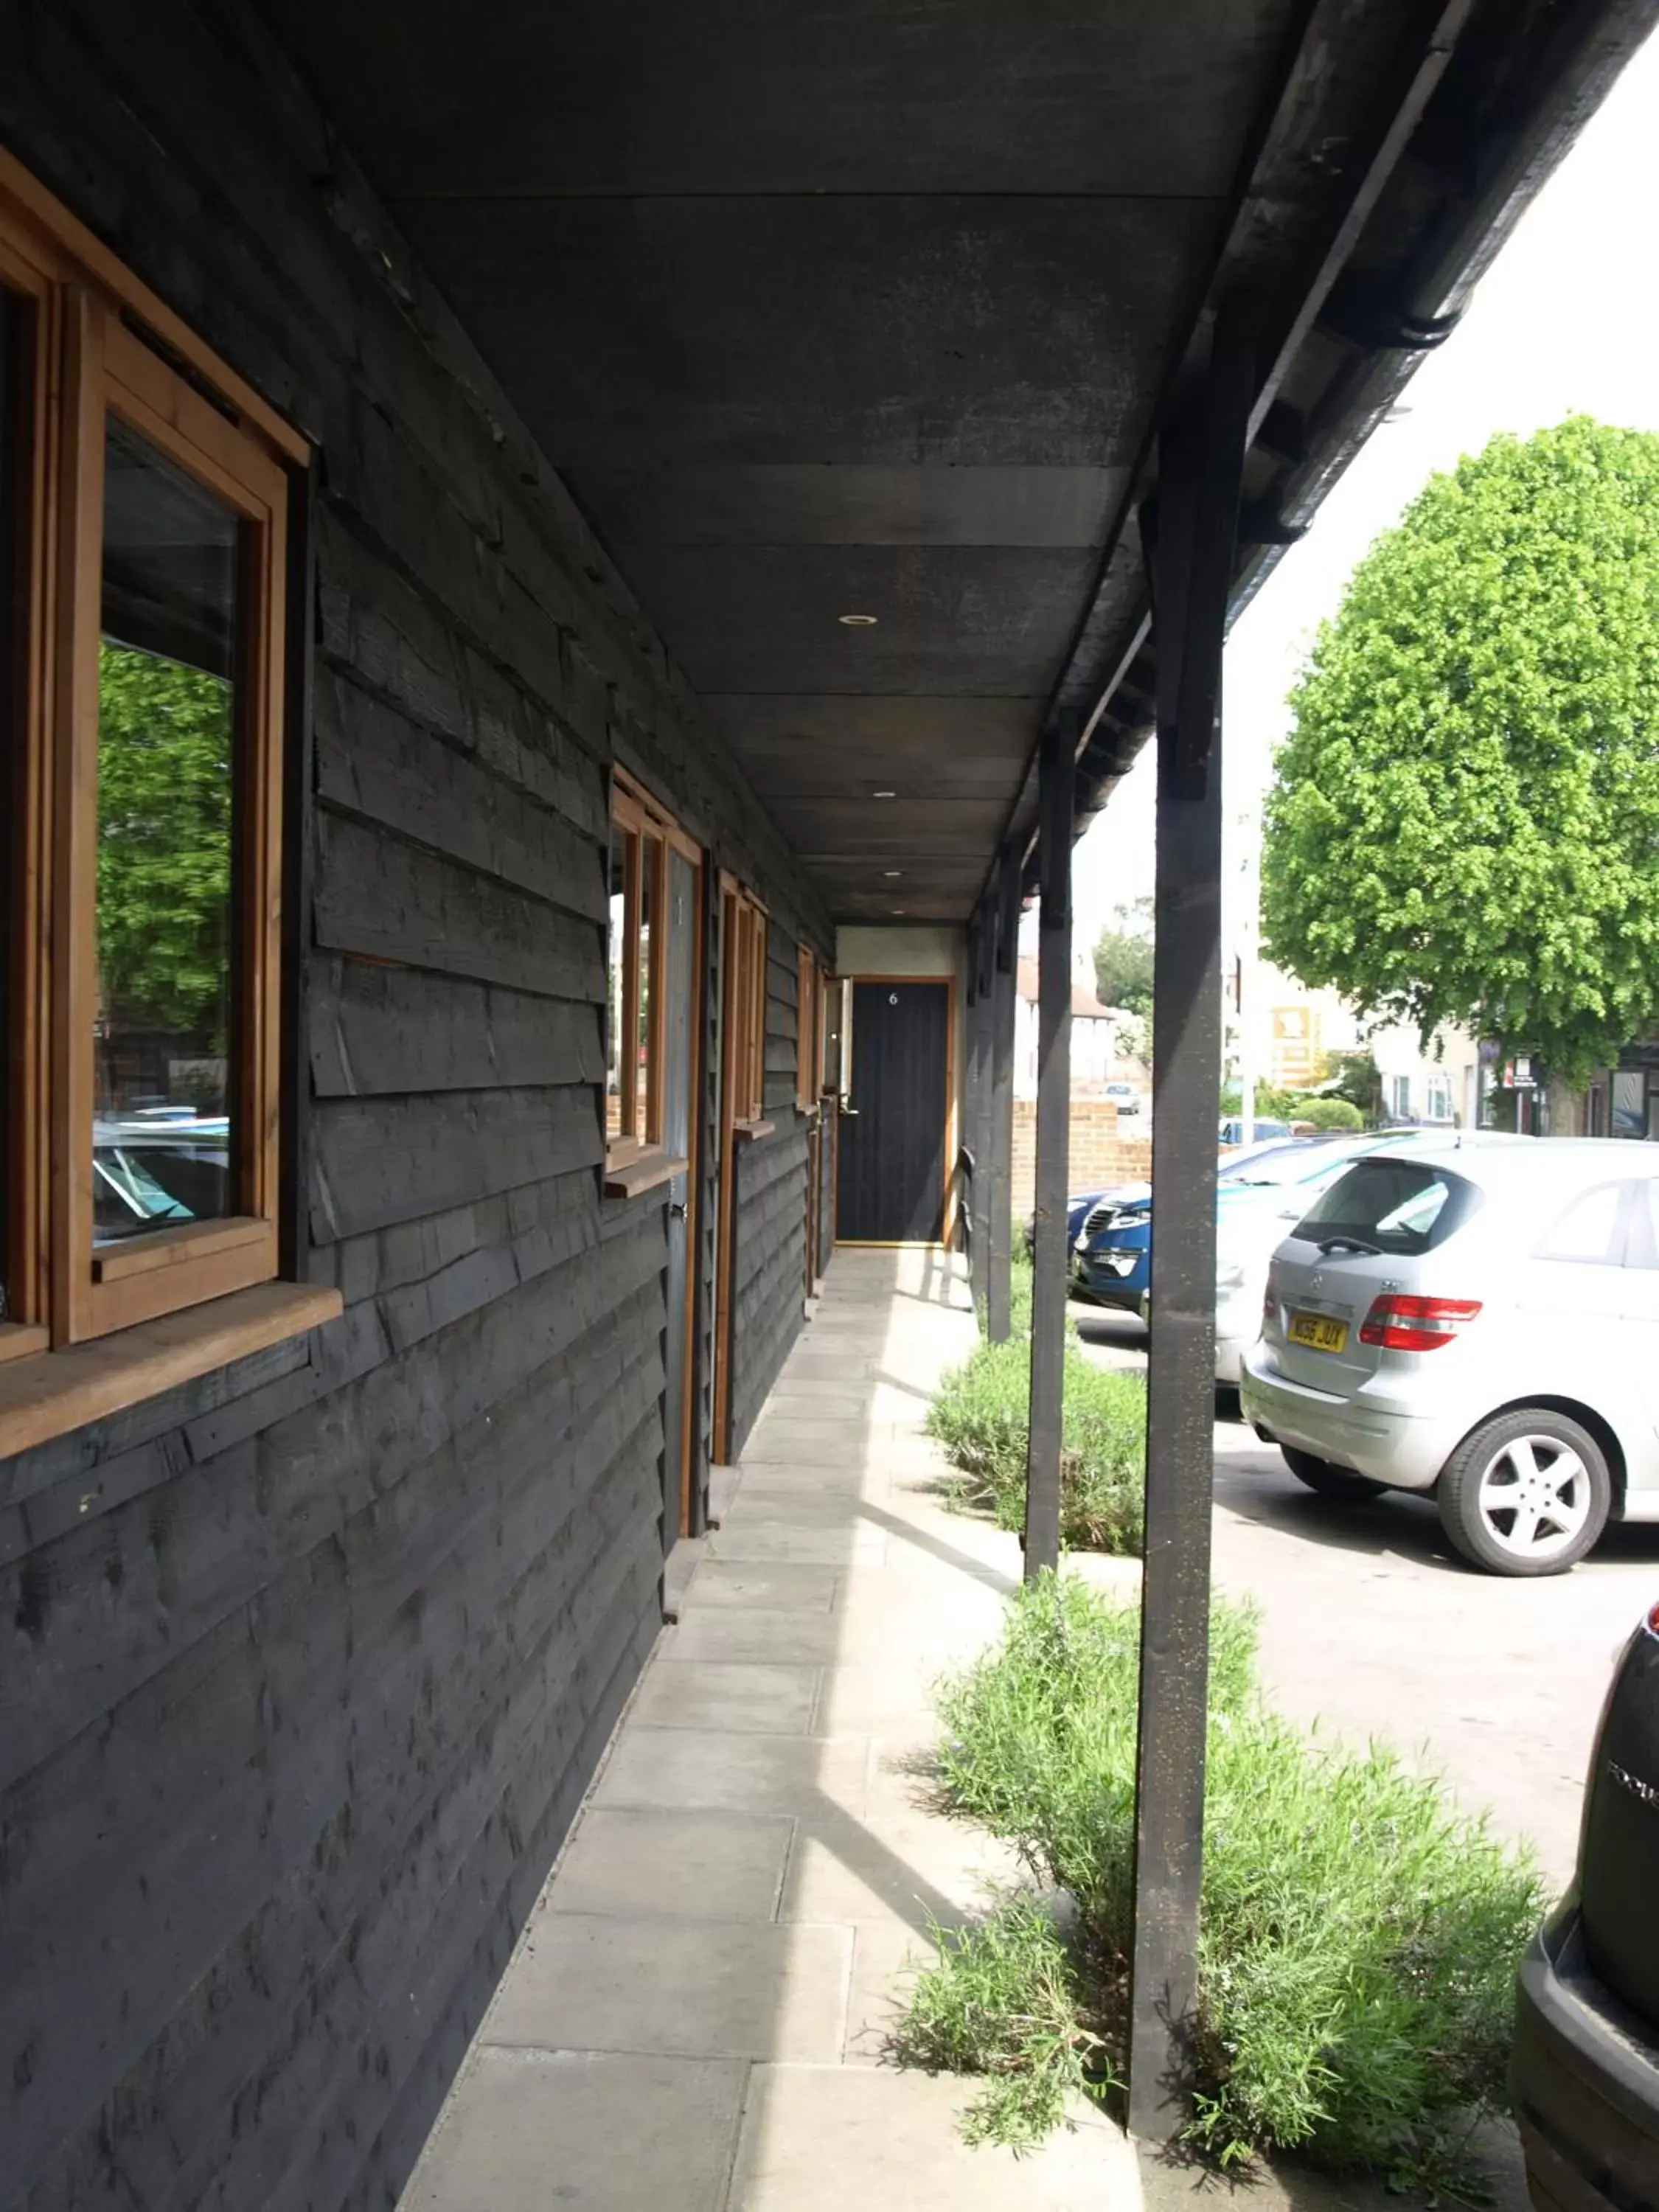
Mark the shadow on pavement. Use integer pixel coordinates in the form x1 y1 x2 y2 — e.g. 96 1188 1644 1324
1217 1445 1659 1577
1133 2115 1531 2212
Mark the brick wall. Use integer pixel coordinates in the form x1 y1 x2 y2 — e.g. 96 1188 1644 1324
1012 1100 1152 1214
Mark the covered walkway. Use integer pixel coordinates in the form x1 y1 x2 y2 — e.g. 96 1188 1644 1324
399 1248 1134 2210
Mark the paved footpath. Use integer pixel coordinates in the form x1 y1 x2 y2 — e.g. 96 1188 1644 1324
400 1246 1135 2211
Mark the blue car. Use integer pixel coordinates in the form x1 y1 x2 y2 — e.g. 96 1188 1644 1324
1072 1135 1379 1315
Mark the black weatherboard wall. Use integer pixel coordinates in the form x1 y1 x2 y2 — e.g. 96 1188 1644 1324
0 8 827 2210
726 928 813 1455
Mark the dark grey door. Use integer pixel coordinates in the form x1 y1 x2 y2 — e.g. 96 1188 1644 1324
661 849 697 1545
838 980 949 1242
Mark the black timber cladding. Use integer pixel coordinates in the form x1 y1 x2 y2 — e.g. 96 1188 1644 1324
0 7 827 2209
727 927 812 1458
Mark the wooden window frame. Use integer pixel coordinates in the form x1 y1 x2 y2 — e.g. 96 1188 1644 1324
796 946 820 1114
0 153 335 1438
606 768 700 1180
715 874 769 1137
63 304 290 1339
737 892 768 1126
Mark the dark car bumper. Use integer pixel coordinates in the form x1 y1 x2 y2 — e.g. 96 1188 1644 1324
1514 1907 1659 2211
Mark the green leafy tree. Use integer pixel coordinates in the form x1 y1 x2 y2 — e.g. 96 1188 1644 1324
97 641 232 1043
1093 899 1154 1016
1262 417 1659 1085
1325 1049 1382 1121
1219 1079 1298 1119
1293 1095 1364 1131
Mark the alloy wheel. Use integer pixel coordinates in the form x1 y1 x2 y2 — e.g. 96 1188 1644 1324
1475 1435 1592 1564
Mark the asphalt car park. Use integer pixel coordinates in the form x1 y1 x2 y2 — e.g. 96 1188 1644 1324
1073 1299 1659 1887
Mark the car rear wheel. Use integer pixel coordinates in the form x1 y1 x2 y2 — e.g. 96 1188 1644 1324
1280 1445 1382 1501
1437 1409 1610 1576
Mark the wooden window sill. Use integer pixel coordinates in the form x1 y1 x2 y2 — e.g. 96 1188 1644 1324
734 1118 775 1143
0 1322 50 1366
0 1281 343 1460
604 1147 688 1200
92 1214 270 1285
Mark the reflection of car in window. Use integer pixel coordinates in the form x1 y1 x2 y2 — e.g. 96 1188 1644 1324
92 1113 228 1241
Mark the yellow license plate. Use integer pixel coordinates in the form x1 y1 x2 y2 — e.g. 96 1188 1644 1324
1288 1310 1348 1354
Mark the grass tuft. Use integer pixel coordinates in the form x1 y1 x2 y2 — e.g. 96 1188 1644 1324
901 1574 1544 2191
926 1334 1146 1554
891 1893 1115 2149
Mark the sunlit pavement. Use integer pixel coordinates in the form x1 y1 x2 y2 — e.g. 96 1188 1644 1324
1072 1301 1659 1888
400 1253 1138 2212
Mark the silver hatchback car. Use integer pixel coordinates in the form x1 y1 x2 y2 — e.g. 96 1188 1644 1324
1241 1139 1659 1576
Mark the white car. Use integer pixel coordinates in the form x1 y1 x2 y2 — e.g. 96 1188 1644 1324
1242 1139 1659 1576
1211 1130 1436 1381
1104 1080 1141 1115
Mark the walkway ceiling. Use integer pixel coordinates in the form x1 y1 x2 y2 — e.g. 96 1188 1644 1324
260 0 1659 924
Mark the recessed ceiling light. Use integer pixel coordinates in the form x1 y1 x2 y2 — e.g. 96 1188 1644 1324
872 789 897 800
883 869 902 878
892 908 906 917
838 612 879 627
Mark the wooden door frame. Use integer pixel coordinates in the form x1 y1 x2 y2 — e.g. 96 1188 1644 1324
837 974 958 1248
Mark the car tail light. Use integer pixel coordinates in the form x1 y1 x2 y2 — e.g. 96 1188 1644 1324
1358 1294 1482 1351
1262 1284 1276 1327
1646 1601 1659 1638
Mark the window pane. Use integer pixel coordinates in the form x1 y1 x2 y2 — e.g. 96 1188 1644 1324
638 835 659 1140
1612 1070 1645 1138
1537 1183 1625 1265
607 832 630 1138
0 289 25 1315
1294 1160 1475 1257
1628 1182 1659 1269
95 417 240 1242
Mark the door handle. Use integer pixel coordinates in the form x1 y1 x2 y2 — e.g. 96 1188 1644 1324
840 1102 859 1117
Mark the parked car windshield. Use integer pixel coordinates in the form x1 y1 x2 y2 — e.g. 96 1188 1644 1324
1292 1157 1477 1256
1226 1141 1347 1189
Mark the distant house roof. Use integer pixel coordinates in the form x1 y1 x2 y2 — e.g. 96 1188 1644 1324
1017 957 1117 1023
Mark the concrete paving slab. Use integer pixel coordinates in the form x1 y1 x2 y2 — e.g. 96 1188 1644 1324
400 1251 1119 2212
662 1607 869 1667
487 1915 853 2062
548 1809 793 1923
843 1919 933 2062
629 1659 820 1735
863 1737 950 1826
776 1810 1020 1931
708 1523 888 1566
723 1486 883 1527
762 1391 872 1421
746 1418 886 1458
727 2065 1135 2210
402 2048 748 2211
779 1354 877 1380
689 1559 842 1610
595 1725 871 1818
732 1456 881 1494
811 1662 940 1736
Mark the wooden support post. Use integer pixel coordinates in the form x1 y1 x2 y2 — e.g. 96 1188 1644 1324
1127 298 1256 2141
985 843 1020 1344
964 906 988 1298
1024 717 1074 1581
